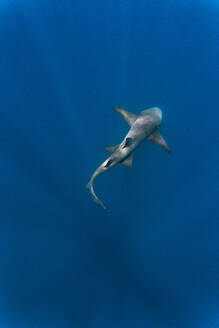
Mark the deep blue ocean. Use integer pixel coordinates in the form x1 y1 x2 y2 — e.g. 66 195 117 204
0 0 218 327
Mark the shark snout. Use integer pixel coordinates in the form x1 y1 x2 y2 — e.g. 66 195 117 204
153 107 162 121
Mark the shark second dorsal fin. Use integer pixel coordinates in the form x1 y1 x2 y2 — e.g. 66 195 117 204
105 145 120 154
148 129 171 154
112 107 137 126
120 152 134 169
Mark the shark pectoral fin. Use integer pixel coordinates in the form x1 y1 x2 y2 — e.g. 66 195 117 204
148 130 171 154
120 152 134 169
112 107 137 126
105 145 120 154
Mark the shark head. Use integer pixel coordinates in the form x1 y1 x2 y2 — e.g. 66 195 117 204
152 107 162 121
141 107 162 125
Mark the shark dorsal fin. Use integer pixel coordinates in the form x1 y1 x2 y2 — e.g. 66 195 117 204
148 129 171 154
112 107 137 126
105 145 120 154
120 152 134 169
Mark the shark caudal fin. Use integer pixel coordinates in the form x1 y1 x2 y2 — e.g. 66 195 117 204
86 180 106 210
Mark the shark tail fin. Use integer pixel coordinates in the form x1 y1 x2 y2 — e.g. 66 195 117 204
86 179 106 210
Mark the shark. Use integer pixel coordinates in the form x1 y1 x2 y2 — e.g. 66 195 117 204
86 106 170 209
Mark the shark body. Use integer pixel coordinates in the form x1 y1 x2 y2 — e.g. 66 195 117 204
86 106 170 209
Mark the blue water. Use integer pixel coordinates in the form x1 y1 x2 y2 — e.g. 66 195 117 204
0 0 218 327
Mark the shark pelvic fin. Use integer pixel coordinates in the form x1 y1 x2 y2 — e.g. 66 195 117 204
148 129 171 154
112 107 137 126
120 152 134 169
105 145 119 154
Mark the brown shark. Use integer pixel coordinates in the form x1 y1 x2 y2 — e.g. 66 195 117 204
86 107 170 209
